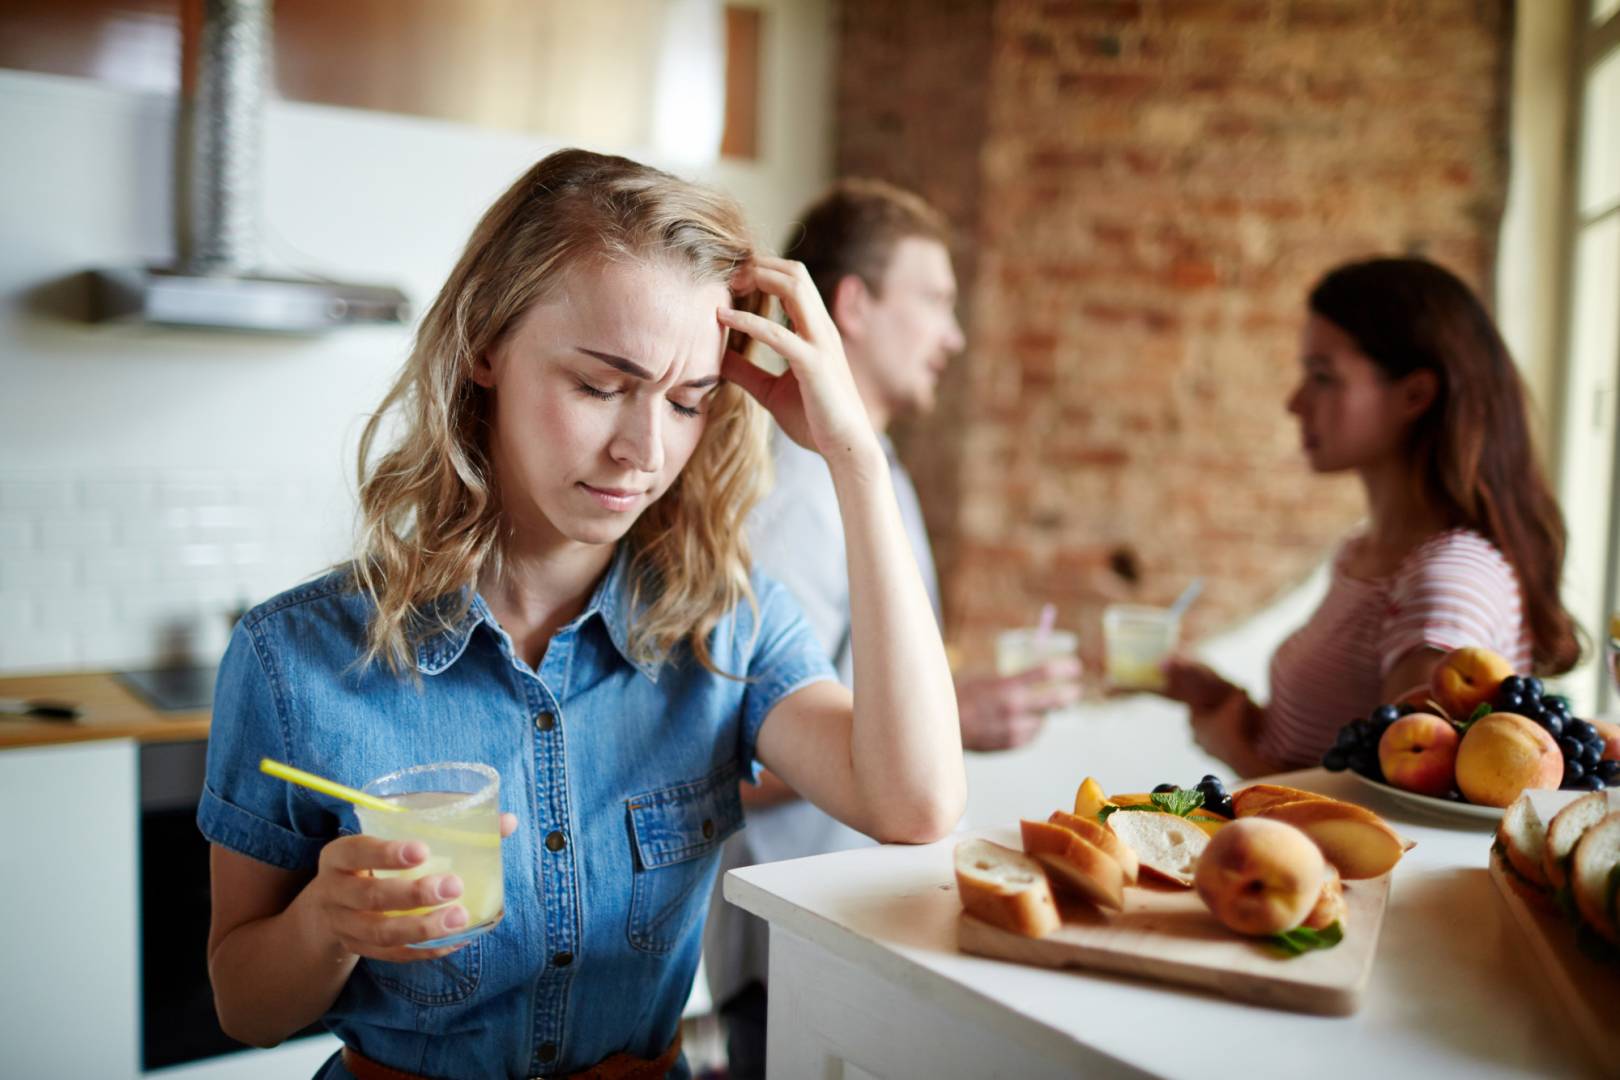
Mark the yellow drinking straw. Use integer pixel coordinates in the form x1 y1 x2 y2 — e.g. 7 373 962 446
259 757 402 814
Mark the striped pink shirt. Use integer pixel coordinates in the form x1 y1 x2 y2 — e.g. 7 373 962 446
1261 529 1533 770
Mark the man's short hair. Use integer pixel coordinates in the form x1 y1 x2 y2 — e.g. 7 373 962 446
784 179 951 308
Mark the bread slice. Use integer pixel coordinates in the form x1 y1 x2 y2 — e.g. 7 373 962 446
1231 783 1333 818
1020 819 1126 910
1303 862 1347 931
1252 798 1411 879
1103 811 1209 887
1543 790 1620 890
953 838 1061 938
1048 809 1140 884
1570 812 1620 946
1497 793 1550 889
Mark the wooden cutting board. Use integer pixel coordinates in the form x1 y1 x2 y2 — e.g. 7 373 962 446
958 872 1392 1016
1488 788 1620 1069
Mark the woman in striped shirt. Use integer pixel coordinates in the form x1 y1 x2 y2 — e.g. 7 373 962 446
1163 257 1582 776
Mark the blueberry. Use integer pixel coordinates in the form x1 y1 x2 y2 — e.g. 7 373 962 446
1578 774 1607 791
1546 695 1571 714
1216 796 1236 817
1560 735 1583 759
1497 691 1525 712
1565 759 1586 782
1396 703 1417 717
1598 760 1620 784
1200 774 1220 786
1545 714 1565 738
1570 720 1597 743
1372 704 1400 726
1152 783 1177 794
1335 727 1359 749
1583 742 1603 768
1499 675 1525 698
1526 677 1545 699
1323 749 1348 772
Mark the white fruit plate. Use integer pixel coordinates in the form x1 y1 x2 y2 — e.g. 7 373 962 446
1345 770 1503 822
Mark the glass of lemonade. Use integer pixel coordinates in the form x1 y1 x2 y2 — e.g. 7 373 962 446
1102 604 1180 692
356 762 505 948
996 627 1080 681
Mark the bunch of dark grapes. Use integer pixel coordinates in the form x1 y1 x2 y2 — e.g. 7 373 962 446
1321 703 1402 783
1494 675 1618 791
1151 774 1235 818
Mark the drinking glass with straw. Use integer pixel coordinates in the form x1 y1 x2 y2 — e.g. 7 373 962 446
996 603 1079 683
260 758 506 947
1103 578 1202 692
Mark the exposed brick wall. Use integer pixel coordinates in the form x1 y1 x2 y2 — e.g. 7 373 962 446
835 0 1513 671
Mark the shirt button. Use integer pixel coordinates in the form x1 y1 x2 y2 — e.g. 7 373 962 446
538 1041 558 1062
702 818 715 839
552 950 573 967
545 830 566 852
535 712 555 731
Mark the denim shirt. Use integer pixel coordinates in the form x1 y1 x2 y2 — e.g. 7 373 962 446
197 546 835 1078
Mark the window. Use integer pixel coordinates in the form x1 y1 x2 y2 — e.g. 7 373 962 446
1558 2 1620 712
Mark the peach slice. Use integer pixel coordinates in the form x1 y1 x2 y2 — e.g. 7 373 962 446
1251 798 1412 879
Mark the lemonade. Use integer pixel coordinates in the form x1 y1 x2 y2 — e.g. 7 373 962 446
1102 604 1180 692
355 764 505 945
995 627 1080 680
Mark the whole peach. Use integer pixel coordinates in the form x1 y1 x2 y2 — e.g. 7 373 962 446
1454 712 1563 808
1428 647 1515 720
1378 712 1460 798
1194 818 1325 936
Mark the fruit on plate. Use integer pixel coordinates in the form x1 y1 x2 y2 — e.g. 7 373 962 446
1454 713 1563 808
954 838 1060 938
1104 811 1209 886
1377 712 1461 798
1020 819 1126 910
1073 776 1109 822
1048 809 1140 884
1429 646 1515 720
1193 818 1325 936
1250 798 1412 879
1542 790 1620 890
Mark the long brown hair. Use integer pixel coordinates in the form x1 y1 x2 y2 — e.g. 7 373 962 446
1309 257 1581 675
353 149 771 676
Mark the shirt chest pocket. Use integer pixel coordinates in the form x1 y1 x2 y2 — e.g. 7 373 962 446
625 766 744 955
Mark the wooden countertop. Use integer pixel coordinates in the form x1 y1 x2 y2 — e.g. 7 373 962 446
0 672 208 750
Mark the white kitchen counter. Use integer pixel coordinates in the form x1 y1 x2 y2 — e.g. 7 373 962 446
727 697 1594 1079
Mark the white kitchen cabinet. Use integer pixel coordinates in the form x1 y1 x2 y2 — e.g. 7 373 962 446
0 738 339 1079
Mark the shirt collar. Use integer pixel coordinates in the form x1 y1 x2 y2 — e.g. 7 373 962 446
413 544 660 683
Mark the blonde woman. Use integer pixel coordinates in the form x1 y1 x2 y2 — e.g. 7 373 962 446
199 150 963 1080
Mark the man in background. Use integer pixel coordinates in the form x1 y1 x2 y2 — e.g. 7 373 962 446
704 179 1084 1076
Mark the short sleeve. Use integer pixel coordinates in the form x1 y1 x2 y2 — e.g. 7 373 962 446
736 575 840 782
196 622 334 871
1379 532 1523 678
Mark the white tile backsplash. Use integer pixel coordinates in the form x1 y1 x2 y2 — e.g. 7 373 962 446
0 470 352 674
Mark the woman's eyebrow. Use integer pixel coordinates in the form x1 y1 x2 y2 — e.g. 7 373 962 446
576 347 720 389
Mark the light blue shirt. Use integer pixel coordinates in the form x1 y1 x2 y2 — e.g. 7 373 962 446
704 429 939 1007
198 546 835 1078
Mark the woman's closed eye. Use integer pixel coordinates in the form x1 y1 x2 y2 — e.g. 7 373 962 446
575 379 704 418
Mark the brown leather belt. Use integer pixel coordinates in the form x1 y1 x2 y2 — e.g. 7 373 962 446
341 1032 681 1080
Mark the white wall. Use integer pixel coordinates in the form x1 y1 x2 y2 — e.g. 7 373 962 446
0 0 832 674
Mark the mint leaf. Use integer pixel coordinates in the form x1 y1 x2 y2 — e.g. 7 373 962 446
1150 788 1206 817
1098 804 1119 823
1267 921 1344 956
1457 702 1492 733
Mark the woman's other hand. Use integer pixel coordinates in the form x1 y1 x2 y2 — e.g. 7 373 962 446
1160 657 1241 712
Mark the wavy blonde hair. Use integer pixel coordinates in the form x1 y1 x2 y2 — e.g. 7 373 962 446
353 149 771 677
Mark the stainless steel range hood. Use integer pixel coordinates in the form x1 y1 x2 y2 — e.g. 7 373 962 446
89 0 409 333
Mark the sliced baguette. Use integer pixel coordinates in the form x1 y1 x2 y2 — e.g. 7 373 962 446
1303 862 1347 931
1543 790 1620 890
1252 798 1411 879
1497 792 1551 889
1020 819 1126 910
1231 783 1334 818
1103 811 1209 887
1048 809 1140 884
953 838 1061 938
1569 811 1620 946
